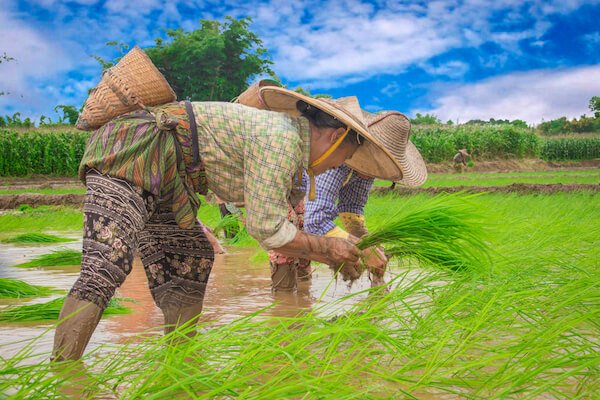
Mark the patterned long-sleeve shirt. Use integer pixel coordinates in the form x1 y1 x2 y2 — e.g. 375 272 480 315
80 101 310 250
193 102 310 249
304 165 374 236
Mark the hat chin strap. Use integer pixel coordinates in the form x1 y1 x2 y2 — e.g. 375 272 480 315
306 127 350 201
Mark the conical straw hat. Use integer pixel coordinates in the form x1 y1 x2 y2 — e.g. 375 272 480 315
259 86 403 180
354 111 427 186
76 46 176 130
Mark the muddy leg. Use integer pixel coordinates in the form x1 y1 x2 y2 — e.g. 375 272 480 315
270 260 298 291
297 256 312 281
51 170 153 361
161 302 205 336
52 297 103 362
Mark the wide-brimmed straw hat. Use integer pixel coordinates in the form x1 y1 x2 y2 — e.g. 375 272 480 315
259 86 403 180
352 111 428 186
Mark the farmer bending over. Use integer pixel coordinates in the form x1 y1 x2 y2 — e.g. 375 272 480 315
453 148 470 172
52 86 406 361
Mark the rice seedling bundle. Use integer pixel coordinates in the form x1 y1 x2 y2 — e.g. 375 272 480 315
11 249 81 268
0 278 54 299
0 297 130 322
0 233 74 244
357 193 490 272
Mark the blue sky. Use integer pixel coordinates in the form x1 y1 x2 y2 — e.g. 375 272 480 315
1 0 599 125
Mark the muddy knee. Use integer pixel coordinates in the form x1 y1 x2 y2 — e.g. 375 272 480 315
270 262 298 291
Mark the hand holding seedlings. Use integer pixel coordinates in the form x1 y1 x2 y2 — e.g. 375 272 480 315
361 245 387 277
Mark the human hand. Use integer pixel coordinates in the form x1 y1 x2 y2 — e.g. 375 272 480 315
361 245 387 277
324 237 363 281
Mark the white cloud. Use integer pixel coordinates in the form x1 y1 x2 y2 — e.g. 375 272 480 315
421 60 470 78
251 0 594 85
1 0 598 119
0 9 83 117
416 65 600 124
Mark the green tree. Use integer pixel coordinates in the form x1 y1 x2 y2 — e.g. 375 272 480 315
590 96 600 118
144 16 274 101
411 113 441 125
54 105 79 125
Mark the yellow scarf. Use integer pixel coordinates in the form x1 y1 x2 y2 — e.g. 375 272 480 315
304 127 350 201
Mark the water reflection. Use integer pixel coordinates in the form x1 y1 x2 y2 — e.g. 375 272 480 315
0 244 381 357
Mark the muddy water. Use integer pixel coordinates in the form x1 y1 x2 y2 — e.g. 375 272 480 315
0 240 382 359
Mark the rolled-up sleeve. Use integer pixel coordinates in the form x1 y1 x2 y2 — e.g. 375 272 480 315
243 129 302 250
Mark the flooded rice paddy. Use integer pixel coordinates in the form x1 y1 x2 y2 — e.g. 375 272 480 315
0 237 386 359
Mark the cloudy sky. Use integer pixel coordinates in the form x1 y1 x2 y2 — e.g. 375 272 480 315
1 0 599 125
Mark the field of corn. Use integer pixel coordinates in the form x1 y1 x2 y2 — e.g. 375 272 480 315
0 185 598 399
1 126 599 176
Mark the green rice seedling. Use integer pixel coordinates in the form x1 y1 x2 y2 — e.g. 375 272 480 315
212 213 241 239
0 278 56 298
11 249 81 268
0 232 74 244
1 193 598 399
357 193 491 272
0 297 130 322
0 205 83 233
0 187 85 195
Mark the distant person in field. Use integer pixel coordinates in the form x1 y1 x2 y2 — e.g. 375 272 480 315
453 148 470 172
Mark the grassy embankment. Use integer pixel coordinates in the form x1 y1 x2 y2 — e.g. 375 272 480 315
373 169 600 187
1 169 597 196
0 191 597 398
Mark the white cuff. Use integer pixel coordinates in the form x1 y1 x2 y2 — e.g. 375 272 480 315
260 221 298 250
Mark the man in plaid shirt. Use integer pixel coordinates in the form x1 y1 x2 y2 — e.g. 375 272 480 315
270 165 387 291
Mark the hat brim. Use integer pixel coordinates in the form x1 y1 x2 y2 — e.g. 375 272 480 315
352 111 428 186
259 86 402 180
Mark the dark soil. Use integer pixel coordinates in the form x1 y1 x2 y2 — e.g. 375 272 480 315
1 161 598 209
426 159 600 173
0 194 85 209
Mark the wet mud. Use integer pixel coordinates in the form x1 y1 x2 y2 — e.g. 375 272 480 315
0 244 382 358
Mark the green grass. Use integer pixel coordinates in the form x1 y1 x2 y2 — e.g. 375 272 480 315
0 233 74 244
373 169 600 188
0 205 83 233
0 187 85 195
0 278 56 299
0 297 130 322
11 249 81 268
0 192 598 398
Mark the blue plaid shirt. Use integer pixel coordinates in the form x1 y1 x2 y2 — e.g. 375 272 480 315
303 165 374 236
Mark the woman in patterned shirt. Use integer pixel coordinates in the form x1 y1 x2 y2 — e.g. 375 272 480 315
52 87 410 361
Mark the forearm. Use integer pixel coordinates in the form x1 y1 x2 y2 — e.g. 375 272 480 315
271 230 357 266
